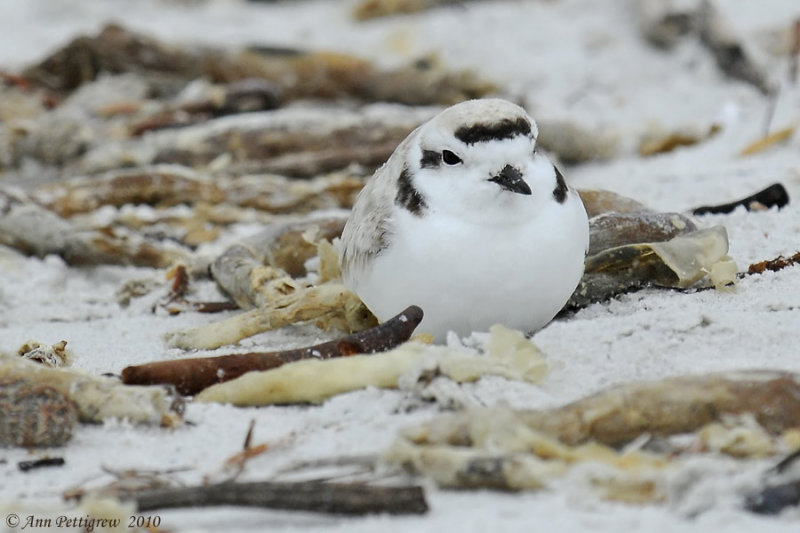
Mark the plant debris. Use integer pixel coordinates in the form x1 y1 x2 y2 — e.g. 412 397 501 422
127 480 428 515
122 305 423 395
748 251 800 274
387 370 800 495
18 457 66 472
0 381 78 447
17 340 72 368
692 182 789 215
195 324 548 406
22 23 493 106
0 351 183 425
0 187 186 267
739 127 795 156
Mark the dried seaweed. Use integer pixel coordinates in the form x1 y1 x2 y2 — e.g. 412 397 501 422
0 187 186 267
0 351 182 425
32 164 225 217
165 283 375 350
196 325 548 406
22 24 494 106
739 127 795 156
140 104 437 178
210 217 348 296
121 305 422 395
748 251 800 275
638 124 720 156
388 371 800 493
353 0 461 20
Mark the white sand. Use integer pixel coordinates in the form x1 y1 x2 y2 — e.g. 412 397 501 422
1 0 800 531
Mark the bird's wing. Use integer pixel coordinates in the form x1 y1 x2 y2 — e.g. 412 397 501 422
339 135 414 289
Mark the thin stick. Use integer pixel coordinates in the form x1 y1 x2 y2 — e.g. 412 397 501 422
129 481 428 515
691 183 789 215
789 18 800 83
121 305 423 395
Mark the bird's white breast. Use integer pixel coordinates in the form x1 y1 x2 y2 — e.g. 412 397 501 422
354 191 588 341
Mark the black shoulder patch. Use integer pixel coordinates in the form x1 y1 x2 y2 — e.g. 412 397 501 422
553 165 568 204
395 166 427 216
420 149 440 169
454 116 531 145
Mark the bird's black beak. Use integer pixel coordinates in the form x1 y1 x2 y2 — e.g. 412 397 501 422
488 165 531 195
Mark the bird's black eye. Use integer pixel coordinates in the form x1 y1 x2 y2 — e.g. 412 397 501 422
442 150 462 166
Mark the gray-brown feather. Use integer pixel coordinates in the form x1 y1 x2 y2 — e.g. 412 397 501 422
340 132 419 287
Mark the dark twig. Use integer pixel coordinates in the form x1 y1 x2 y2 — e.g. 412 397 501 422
692 183 789 215
121 305 423 395
789 19 800 84
767 446 800 475
194 301 241 313
744 480 800 515
128 481 428 515
18 457 65 472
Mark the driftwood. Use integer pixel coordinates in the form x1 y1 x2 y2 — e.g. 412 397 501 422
403 370 800 449
142 104 437 178
22 23 494 106
128 78 281 135
353 0 461 20
48 168 360 213
125 481 427 515
0 352 182 425
388 371 800 494
32 164 225 217
211 217 347 300
0 187 185 267
74 104 437 178
168 225 375 349
121 305 423 395
223 173 364 215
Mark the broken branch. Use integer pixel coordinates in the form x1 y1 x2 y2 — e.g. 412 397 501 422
128 480 428 515
121 305 422 395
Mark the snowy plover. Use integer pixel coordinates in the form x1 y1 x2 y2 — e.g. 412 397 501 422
340 99 589 341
